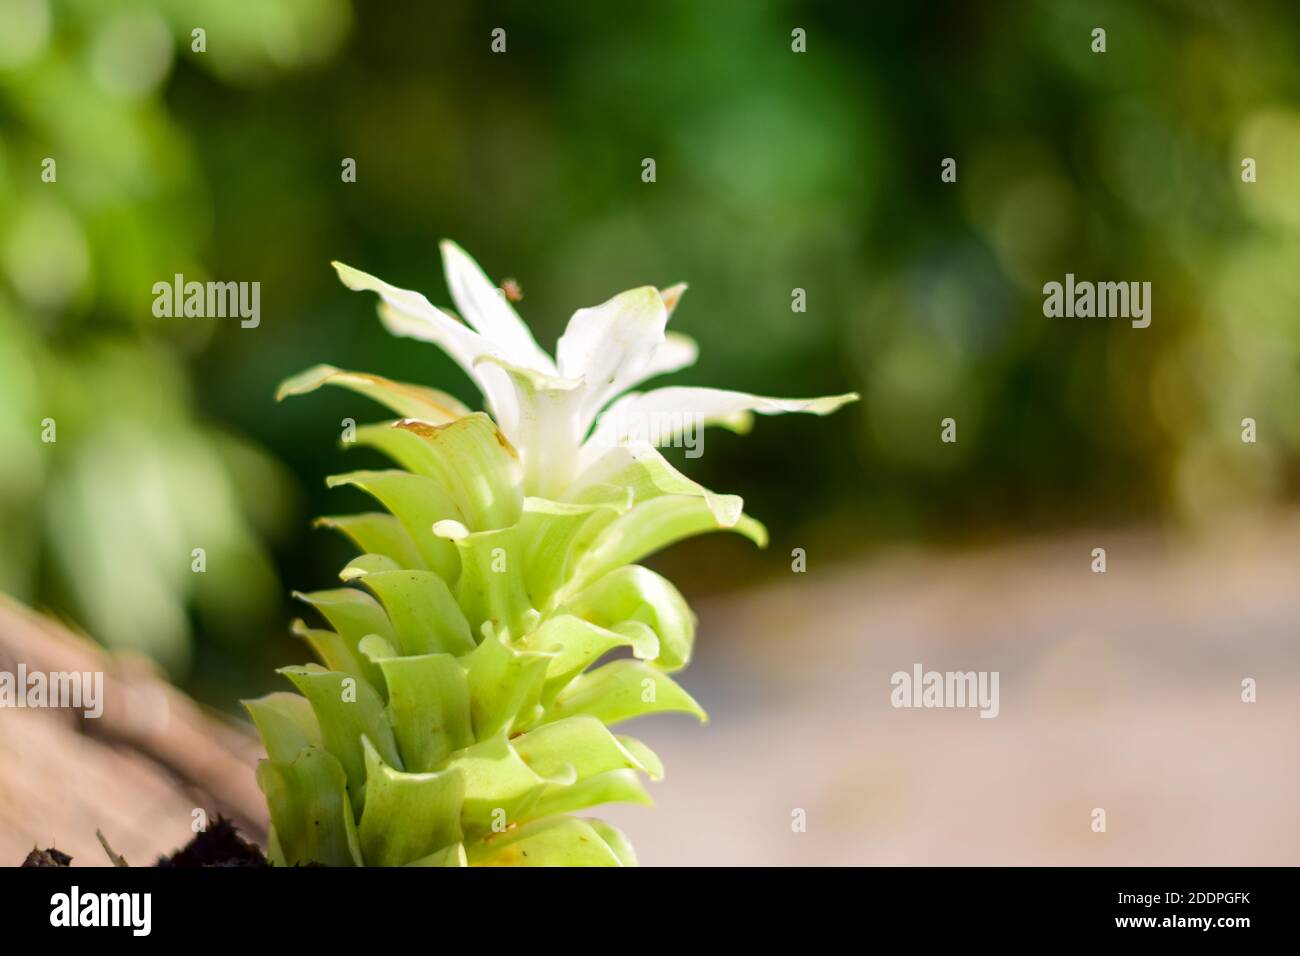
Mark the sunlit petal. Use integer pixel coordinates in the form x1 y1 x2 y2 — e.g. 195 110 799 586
475 355 587 498
556 285 668 429
585 385 859 451
440 240 556 374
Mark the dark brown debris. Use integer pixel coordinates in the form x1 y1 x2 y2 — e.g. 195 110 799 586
155 816 268 867
22 847 72 867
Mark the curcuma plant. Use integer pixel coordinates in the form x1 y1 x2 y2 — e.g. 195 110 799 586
244 242 856 866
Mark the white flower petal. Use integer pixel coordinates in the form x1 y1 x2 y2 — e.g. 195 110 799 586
373 300 517 429
584 386 859 453
585 288 696 398
368 299 485 375
475 355 587 498
440 240 556 375
637 331 698 383
471 358 520 438
557 285 668 431
333 260 443 322
333 260 483 366
332 261 524 430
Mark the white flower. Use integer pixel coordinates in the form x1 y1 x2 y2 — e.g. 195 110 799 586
331 241 858 498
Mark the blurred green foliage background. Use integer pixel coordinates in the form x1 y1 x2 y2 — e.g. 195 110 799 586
2 0 1298 703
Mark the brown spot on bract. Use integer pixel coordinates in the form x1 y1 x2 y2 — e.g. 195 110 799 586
393 418 441 438
492 426 520 459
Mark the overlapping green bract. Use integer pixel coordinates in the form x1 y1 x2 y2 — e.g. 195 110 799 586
245 369 766 866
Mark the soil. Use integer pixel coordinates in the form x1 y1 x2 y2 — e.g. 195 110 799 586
21 847 72 867
155 816 268 867
20 817 268 868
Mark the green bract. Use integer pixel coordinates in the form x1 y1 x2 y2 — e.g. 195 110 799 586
246 242 856 866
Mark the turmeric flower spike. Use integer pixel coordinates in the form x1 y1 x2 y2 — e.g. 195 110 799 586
250 242 856 866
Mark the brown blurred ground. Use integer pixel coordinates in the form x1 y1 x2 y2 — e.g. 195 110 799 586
605 512 1300 865
3 513 1297 866
0 598 266 867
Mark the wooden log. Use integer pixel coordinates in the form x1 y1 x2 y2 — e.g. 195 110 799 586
0 596 266 866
